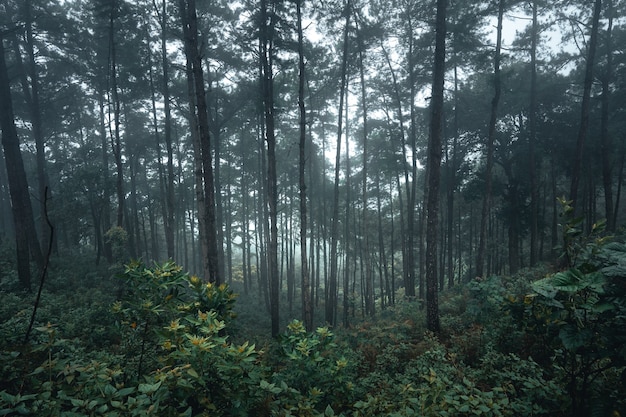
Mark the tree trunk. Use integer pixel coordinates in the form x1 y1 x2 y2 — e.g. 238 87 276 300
296 0 313 332
425 0 447 333
355 13 373 316
260 0 280 337
476 0 503 278
528 0 539 265
160 0 176 258
406 8 418 298
24 0 48 257
181 0 221 283
0 35 40 290
569 0 602 213
107 3 125 229
330 0 350 328
600 0 614 230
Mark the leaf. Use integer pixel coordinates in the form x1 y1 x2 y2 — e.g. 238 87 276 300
138 381 162 394
559 325 592 351
590 302 615 314
552 270 586 292
116 387 135 397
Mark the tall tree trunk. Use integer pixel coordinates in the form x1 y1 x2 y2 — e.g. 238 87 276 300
476 0 503 278
260 0 280 337
296 0 313 332
600 0 614 230
569 0 602 213
425 0 447 333
330 0 350 328
181 0 221 283
24 0 48 256
447 48 460 288
0 35 40 290
406 9 418 299
159 0 176 258
107 2 125 229
98 92 113 263
355 13 373 316
528 0 539 264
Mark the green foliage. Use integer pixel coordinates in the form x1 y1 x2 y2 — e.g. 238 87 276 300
1 255 623 416
267 320 357 416
353 332 565 417
524 205 626 416
104 227 129 265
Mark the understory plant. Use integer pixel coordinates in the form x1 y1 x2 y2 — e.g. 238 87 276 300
526 200 626 417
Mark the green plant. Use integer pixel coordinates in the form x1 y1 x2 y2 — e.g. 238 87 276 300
526 202 626 417
268 320 357 416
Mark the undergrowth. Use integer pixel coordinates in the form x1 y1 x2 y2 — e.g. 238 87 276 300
0 216 625 416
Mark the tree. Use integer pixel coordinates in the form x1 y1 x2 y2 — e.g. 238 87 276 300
296 0 313 332
0 32 41 290
600 0 615 231
476 0 504 278
179 0 221 284
260 0 280 337
329 0 351 328
425 0 447 333
156 0 176 259
569 0 602 214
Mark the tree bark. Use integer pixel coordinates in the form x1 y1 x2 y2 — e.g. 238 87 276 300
330 0 350 328
24 0 48 259
181 0 221 284
260 0 280 337
600 0 614 230
0 34 40 290
107 1 125 229
528 0 539 264
476 0 503 278
159 0 176 258
425 0 447 333
569 0 602 213
296 0 313 332
355 12 373 316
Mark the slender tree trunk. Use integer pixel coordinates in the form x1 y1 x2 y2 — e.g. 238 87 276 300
600 0 614 230
98 92 113 263
296 0 313 331
355 13 373 316
476 0 503 278
406 9 418 298
159 0 176 258
260 0 280 336
569 0 602 213
529 0 539 265
330 0 350 328
23 0 48 257
107 3 124 229
425 0 447 333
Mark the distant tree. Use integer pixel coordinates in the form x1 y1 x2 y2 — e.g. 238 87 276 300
476 0 504 278
330 0 350 328
156 0 176 258
296 0 313 332
569 0 602 214
600 0 615 231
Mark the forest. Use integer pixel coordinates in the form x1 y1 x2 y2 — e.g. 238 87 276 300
1 0 625 415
